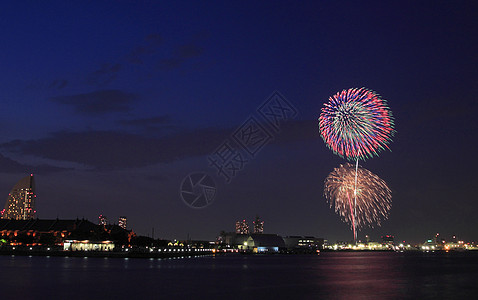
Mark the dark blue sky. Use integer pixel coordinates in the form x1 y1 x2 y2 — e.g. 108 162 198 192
0 1 477 243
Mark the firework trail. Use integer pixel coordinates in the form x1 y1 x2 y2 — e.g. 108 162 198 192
324 163 392 231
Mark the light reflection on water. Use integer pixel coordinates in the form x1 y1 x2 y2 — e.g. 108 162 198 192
1 252 477 299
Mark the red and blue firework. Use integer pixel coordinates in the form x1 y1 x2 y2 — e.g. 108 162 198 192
319 87 394 161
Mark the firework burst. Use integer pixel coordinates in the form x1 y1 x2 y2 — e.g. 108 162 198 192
324 163 392 230
319 87 394 161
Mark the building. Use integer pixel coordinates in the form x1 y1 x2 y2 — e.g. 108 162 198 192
253 215 264 234
381 235 394 245
99 215 107 226
242 234 285 253
1 174 36 220
0 218 133 246
218 232 249 248
235 219 249 234
118 216 127 229
64 240 114 251
283 236 324 251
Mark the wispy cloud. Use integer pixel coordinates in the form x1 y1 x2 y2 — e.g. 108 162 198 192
125 33 163 64
0 153 69 174
0 128 228 170
50 89 138 115
158 43 204 71
86 63 122 86
118 116 172 127
118 116 177 134
0 120 317 171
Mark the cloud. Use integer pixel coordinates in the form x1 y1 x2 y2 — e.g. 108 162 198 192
118 116 171 127
0 120 316 171
86 63 122 86
26 79 68 91
145 33 162 45
50 90 138 115
0 153 28 173
0 153 69 174
0 129 229 170
118 116 177 134
126 34 163 64
175 44 203 59
158 43 204 71
158 58 183 71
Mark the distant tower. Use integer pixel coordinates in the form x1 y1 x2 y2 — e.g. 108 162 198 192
99 214 108 225
235 219 249 234
253 215 264 234
118 216 127 229
1 174 36 220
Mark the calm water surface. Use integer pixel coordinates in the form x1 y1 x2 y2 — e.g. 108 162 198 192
1 251 477 299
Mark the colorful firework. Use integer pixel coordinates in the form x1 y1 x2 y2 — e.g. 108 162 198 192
319 87 394 161
324 163 392 231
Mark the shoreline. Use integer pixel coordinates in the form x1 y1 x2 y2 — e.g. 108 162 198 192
0 249 214 259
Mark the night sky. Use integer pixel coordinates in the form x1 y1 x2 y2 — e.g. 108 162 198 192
1 1 477 244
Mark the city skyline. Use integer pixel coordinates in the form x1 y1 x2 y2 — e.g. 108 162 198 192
0 175 469 245
0 1 477 244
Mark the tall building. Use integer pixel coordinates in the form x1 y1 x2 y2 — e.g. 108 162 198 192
235 219 249 234
118 216 127 229
253 215 264 234
1 174 36 220
99 215 108 225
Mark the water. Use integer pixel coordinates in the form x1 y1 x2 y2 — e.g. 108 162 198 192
1 252 477 299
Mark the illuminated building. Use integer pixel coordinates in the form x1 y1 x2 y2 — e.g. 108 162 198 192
242 234 285 253
1 174 36 220
381 235 394 245
99 215 107 225
283 236 325 251
118 216 127 229
64 240 114 251
253 215 264 234
0 218 133 246
235 219 249 234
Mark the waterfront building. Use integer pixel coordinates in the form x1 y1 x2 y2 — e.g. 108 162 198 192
218 231 248 248
253 215 264 234
118 216 127 229
283 236 324 250
381 235 394 245
63 240 114 251
0 218 133 246
242 234 285 253
1 174 36 220
235 219 249 234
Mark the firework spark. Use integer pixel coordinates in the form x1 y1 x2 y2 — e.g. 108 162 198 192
319 87 394 161
324 163 392 230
